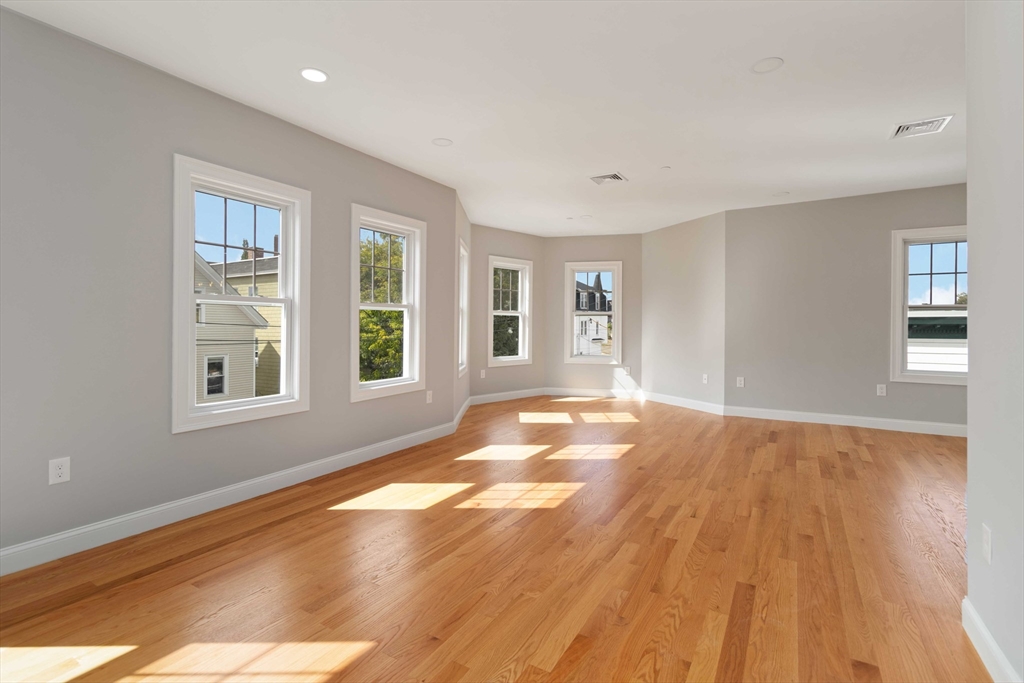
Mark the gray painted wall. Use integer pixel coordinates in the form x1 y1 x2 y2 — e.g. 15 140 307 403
0 11 459 548
542 234 643 393
469 225 643 397
642 213 726 405
470 225 547 396
724 185 967 425
965 0 1024 676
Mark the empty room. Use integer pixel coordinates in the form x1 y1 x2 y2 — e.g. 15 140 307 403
1 2 1021 682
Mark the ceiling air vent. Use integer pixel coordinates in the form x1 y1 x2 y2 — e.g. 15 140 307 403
590 172 629 185
891 115 953 139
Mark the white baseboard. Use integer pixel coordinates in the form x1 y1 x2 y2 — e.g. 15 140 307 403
0 414 466 577
963 597 1023 682
722 404 966 437
470 386 642 406
454 396 471 427
645 392 725 415
470 388 963 437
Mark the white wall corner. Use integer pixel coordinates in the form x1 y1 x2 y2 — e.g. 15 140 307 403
963 597 1024 683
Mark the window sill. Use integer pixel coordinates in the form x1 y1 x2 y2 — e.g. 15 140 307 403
173 395 308 433
351 377 425 402
890 370 967 386
488 356 532 368
565 355 620 365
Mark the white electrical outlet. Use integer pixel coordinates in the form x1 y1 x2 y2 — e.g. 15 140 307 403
736 377 744 388
877 384 887 397
480 369 486 379
426 390 433 404
982 524 992 564
702 374 708 385
623 366 631 375
49 457 70 485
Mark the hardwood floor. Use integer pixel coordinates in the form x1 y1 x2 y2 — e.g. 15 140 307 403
0 397 988 682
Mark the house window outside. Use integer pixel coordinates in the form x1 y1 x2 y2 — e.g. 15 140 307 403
351 205 426 402
458 241 470 377
564 261 622 365
173 155 310 433
205 356 227 397
890 226 967 384
488 256 532 367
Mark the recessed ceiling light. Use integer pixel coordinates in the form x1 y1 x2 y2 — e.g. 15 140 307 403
580 215 592 220
431 138 454 147
772 191 790 197
752 57 784 74
300 68 328 83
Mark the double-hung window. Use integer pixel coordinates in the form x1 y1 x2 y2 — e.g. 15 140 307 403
351 204 426 401
890 226 967 384
172 155 310 432
488 256 532 367
458 240 470 377
565 261 622 364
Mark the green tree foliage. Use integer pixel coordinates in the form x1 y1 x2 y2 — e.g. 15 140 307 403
493 315 520 357
360 310 404 381
956 291 968 305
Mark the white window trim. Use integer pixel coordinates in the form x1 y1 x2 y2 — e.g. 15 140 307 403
457 239 470 378
488 255 532 367
350 204 427 402
564 261 623 365
204 355 229 399
889 225 967 386
172 155 311 433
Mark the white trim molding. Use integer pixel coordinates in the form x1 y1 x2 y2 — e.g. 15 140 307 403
564 260 623 365
889 225 968 386
457 239 470 378
172 154 311 433
466 388 965 436
350 204 427 402
1 403 475 577
963 597 1024 683
488 255 533 368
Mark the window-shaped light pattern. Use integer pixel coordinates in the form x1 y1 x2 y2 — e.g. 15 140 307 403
573 270 614 357
359 228 407 382
194 192 284 403
906 240 967 373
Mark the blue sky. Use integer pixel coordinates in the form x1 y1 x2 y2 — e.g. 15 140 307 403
907 241 967 305
194 191 280 264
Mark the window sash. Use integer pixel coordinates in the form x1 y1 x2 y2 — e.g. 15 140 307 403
564 261 622 365
889 227 967 385
488 256 532 367
173 154 310 433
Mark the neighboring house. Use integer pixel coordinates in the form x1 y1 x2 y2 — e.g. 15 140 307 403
194 254 268 404
574 272 613 356
214 254 281 397
907 306 968 372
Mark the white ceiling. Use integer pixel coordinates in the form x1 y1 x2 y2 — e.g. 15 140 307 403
3 1 966 236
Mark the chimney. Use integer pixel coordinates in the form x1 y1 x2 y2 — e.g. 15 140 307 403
274 235 279 254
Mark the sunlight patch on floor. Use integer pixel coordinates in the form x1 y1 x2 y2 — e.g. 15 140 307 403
546 444 634 460
550 396 603 402
119 641 376 682
579 412 639 423
0 646 137 683
519 412 573 424
455 482 585 509
330 483 473 510
456 445 550 460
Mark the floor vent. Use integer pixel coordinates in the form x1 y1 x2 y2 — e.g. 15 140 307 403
590 172 628 185
891 115 953 139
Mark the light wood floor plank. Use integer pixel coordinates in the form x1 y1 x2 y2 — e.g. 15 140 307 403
0 397 989 682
